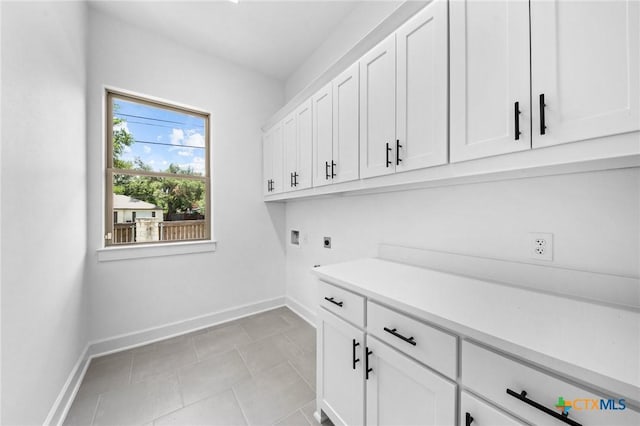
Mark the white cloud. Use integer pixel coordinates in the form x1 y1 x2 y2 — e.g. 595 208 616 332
143 146 152 154
123 146 132 153
168 128 205 149
177 148 194 157
179 156 206 175
170 128 184 145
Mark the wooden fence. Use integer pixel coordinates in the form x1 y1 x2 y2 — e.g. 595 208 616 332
159 220 206 241
112 220 205 244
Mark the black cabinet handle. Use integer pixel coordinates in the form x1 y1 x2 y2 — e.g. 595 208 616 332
396 140 402 165
465 412 474 426
365 348 373 380
290 172 293 188
267 180 270 192
539 94 547 135
386 143 392 167
325 161 330 180
294 172 298 187
331 161 336 178
384 327 416 346
506 389 581 426
514 101 521 140
324 296 343 307
352 339 360 370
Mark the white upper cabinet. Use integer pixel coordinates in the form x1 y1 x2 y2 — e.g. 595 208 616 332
332 63 360 184
282 100 313 192
450 0 531 163
283 112 297 191
530 0 640 148
361 0 448 179
312 82 334 187
396 0 448 172
295 99 313 190
360 34 397 179
263 122 283 195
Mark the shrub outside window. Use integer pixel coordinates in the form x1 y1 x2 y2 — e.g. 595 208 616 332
105 90 210 246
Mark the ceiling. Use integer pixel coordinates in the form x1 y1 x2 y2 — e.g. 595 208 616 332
89 0 364 81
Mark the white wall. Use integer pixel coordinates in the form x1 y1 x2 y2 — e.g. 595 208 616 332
86 9 286 341
1 2 88 424
284 1 403 101
285 168 640 314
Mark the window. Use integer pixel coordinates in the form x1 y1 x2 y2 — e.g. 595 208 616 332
105 90 210 246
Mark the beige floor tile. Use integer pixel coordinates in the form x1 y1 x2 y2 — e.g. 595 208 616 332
284 325 316 354
131 338 198 383
275 409 311 426
92 373 182 426
179 349 251 406
233 362 315 425
240 311 294 340
77 352 133 397
275 307 312 329
153 389 247 426
193 323 252 361
282 337 316 389
300 401 317 425
237 333 299 375
62 392 99 426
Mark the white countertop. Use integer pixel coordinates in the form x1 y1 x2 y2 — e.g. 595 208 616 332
313 258 640 403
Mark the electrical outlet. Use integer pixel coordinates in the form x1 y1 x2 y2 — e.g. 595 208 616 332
529 232 553 261
323 237 332 249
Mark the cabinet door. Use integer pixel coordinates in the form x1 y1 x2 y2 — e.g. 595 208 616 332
360 34 396 178
270 122 284 194
531 0 640 148
262 130 273 196
318 308 365 426
460 391 525 426
396 0 448 173
366 336 456 426
312 83 333 187
450 0 531 162
332 63 360 184
282 113 297 192
295 99 313 190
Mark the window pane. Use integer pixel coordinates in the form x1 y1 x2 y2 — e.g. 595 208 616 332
112 98 207 176
112 174 206 244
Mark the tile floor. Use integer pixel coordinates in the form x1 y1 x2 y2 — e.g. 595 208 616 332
64 307 329 426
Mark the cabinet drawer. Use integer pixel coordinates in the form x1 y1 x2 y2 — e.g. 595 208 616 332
318 281 365 327
460 391 525 426
367 301 457 379
462 341 640 426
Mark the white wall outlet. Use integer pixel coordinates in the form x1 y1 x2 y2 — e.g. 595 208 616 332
529 232 553 261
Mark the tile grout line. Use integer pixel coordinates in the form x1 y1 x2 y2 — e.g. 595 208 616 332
230 386 252 426
89 394 102 426
285 359 315 394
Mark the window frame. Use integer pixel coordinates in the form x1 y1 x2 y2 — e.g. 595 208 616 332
104 89 211 247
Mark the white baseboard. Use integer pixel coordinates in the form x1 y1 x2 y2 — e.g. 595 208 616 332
47 296 286 426
285 296 317 327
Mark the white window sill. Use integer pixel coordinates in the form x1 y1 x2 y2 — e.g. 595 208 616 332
97 240 217 262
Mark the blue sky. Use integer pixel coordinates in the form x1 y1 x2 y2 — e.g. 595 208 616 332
114 98 206 175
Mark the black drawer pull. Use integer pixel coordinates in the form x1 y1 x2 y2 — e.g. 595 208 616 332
506 389 582 426
465 412 474 426
514 101 521 140
352 339 360 370
324 297 343 307
384 327 416 346
539 93 547 135
366 348 373 380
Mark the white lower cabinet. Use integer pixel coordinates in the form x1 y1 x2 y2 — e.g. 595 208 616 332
318 307 365 426
460 391 525 426
366 336 456 426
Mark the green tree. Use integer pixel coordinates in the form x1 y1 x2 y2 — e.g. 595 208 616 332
112 107 134 170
